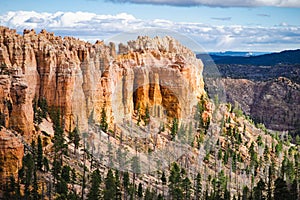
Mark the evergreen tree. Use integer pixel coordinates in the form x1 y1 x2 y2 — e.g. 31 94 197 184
257 135 263 147
290 180 298 200
171 118 178 140
195 173 202 200
61 165 71 183
38 97 48 118
224 189 231 200
131 155 141 185
144 187 152 200
104 169 116 200
100 107 108 133
115 171 122 200
267 166 273 200
56 179 68 199
242 186 249 200
43 157 49 172
137 102 141 126
123 171 130 199
20 153 35 200
87 169 102 200
33 97 43 124
169 162 183 199
274 178 289 200
32 168 39 200
144 104 150 126
182 176 192 200
69 126 80 154
71 168 77 188
195 99 205 129
37 135 43 170
157 193 164 200
67 191 80 200
138 182 143 198
253 178 266 200
161 171 167 196
51 109 67 183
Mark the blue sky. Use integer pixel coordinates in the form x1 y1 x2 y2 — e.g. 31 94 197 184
0 0 300 51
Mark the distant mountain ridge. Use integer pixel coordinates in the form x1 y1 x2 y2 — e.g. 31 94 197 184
208 49 300 65
209 51 270 57
198 49 300 83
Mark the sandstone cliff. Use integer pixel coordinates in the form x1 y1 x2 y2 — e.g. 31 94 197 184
0 128 24 181
0 26 204 179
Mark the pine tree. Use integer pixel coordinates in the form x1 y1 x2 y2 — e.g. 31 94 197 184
144 187 152 200
37 135 43 170
144 104 150 126
242 186 249 200
43 157 49 172
100 107 108 133
137 102 141 126
87 169 102 200
161 171 167 196
131 155 141 186
267 166 273 200
32 168 39 200
182 176 192 200
138 182 143 198
290 180 298 200
169 162 183 199
71 168 77 188
52 109 66 182
253 178 266 200
21 153 35 200
274 178 289 200
123 171 130 199
104 169 116 200
157 193 164 200
61 165 71 183
56 179 68 198
195 99 205 129
195 173 202 200
171 118 178 140
69 124 81 154
115 171 122 200
38 97 48 118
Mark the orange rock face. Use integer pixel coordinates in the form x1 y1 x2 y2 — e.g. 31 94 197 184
0 26 205 178
0 128 24 182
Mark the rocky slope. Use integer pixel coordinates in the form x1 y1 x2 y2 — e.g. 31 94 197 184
200 50 300 134
223 77 300 132
0 27 298 200
0 26 204 180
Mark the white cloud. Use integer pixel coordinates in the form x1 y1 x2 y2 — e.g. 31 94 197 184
0 11 300 51
107 0 300 7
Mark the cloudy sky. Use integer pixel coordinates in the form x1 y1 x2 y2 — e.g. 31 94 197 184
0 0 300 52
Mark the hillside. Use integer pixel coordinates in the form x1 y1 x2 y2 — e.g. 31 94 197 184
0 27 299 200
198 50 300 135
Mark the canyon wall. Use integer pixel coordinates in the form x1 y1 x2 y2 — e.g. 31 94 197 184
223 77 300 132
0 26 205 179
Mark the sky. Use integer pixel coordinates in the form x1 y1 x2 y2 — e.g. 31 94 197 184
0 0 300 52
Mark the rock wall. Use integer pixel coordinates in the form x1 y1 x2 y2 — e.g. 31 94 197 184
0 128 24 182
0 27 204 133
0 26 205 178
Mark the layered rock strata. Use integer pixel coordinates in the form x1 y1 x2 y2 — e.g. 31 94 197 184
0 26 205 179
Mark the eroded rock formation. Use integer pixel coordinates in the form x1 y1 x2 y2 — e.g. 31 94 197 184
0 26 205 179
